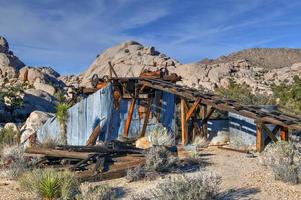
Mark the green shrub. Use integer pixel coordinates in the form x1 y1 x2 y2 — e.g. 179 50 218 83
0 126 19 149
76 184 116 200
272 75 301 115
19 169 80 200
132 173 221 200
216 79 274 105
262 141 301 184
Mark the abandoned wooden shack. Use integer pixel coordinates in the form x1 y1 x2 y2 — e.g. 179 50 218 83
24 66 301 182
36 70 301 152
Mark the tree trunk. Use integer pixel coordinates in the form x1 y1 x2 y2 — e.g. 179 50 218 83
60 122 67 145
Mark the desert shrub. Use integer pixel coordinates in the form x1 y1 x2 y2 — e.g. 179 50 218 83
262 141 301 184
272 75 301 115
0 126 19 149
126 165 146 182
76 184 116 200
132 173 221 200
147 124 175 146
0 145 35 178
216 79 274 105
19 168 80 200
145 146 178 173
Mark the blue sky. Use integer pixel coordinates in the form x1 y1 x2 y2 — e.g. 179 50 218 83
1 0 301 75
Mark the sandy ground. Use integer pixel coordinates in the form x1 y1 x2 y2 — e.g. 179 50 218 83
1 146 301 199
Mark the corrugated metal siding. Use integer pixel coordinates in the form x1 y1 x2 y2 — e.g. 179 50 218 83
37 84 176 145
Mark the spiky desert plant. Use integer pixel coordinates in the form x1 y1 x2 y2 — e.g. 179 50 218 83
56 103 70 145
19 168 79 200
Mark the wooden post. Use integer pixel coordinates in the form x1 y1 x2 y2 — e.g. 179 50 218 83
181 99 188 145
124 98 137 137
256 123 264 152
200 105 208 138
140 98 152 137
280 126 288 141
108 61 118 77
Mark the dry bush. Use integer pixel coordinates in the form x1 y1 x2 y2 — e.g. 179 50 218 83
126 165 146 182
147 124 175 146
145 146 178 173
0 145 35 178
76 184 116 200
132 173 221 200
262 141 301 184
19 168 80 200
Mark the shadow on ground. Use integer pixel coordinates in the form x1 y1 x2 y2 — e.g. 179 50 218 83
217 187 260 200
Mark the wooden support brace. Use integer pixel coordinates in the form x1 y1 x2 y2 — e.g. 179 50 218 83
280 126 288 141
185 97 202 122
108 61 118 78
124 98 137 137
262 123 278 143
86 120 105 146
140 98 152 137
181 99 188 145
256 123 264 152
264 125 281 146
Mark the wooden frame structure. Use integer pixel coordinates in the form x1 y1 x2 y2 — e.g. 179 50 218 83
87 75 301 152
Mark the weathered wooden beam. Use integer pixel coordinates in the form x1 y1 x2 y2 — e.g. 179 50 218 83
185 97 202 122
140 98 152 137
181 99 189 145
280 126 289 141
25 147 92 160
124 98 137 137
86 121 105 146
203 106 216 122
70 153 98 171
262 123 278 143
256 123 264 152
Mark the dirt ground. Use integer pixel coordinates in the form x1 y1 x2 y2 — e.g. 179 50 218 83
1 146 301 200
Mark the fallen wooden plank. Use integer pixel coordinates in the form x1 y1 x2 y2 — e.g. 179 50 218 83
25 147 92 160
86 119 106 146
76 157 145 182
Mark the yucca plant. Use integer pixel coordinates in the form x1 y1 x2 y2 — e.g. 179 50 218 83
19 168 80 200
56 103 70 145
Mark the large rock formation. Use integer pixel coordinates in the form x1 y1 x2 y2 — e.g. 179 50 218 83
80 40 180 87
0 36 25 80
0 36 64 123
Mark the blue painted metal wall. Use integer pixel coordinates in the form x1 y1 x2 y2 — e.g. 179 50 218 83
37 84 176 145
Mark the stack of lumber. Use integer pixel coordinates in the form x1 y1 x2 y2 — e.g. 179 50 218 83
25 141 145 182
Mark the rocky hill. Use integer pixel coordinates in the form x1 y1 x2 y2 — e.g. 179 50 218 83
0 36 65 123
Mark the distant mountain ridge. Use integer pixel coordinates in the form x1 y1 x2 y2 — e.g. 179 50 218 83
200 48 301 69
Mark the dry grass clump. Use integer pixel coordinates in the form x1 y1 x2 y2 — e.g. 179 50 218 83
147 124 175 146
0 145 36 178
19 168 80 200
132 173 222 200
262 141 301 184
38 136 60 149
76 184 116 200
